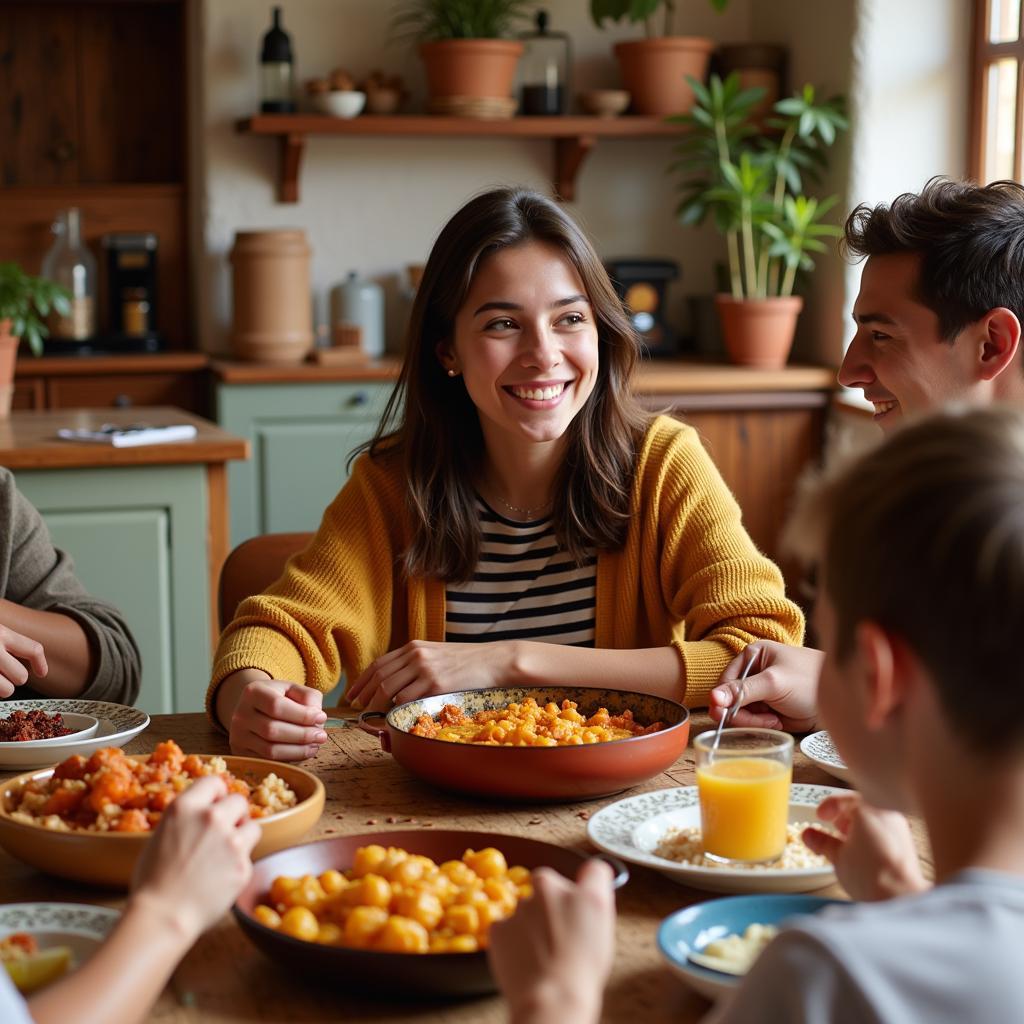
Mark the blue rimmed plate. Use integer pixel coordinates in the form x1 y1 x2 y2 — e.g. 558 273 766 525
658 893 848 1001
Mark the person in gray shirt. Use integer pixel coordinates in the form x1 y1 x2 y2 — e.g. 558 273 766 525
0 467 140 704
486 404 1024 1024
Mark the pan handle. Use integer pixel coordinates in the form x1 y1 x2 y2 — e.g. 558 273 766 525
356 710 391 753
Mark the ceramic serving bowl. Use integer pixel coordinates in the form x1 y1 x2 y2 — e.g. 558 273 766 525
234 828 628 997
658 894 847 1001
0 755 325 888
0 712 99 749
579 89 631 117
358 686 690 802
314 90 366 117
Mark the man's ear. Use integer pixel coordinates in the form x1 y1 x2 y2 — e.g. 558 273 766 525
977 307 1021 382
853 620 909 729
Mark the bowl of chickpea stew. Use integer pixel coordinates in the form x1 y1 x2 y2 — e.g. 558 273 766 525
357 686 690 802
0 743 325 888
234 829 628 997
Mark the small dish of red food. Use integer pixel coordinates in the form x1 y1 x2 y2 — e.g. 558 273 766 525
0 711 99 747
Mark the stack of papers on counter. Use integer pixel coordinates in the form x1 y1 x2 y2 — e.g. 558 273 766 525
56 424 198 447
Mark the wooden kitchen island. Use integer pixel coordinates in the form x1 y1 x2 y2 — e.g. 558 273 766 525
0 408 248 714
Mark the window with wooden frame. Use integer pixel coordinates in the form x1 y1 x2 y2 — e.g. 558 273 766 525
971 0 1024 182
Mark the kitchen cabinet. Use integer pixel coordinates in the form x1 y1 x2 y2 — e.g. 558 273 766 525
214 363 396 544
0 408 248 714
13 353 210 415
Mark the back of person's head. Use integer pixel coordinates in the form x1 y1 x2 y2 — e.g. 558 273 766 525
843 177 1024 343
364 186 647 580
786 404 1024 754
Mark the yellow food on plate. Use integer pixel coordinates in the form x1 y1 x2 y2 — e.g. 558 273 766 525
253 846 533 953
409 697 664 746
699 923 779 974
1 933 73 993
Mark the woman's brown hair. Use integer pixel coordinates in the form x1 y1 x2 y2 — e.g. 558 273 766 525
358 187 650 582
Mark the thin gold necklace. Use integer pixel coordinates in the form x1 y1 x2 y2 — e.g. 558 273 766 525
493 495 551 519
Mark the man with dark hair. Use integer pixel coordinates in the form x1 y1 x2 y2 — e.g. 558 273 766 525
840 177 1024 429
711 177 1024 730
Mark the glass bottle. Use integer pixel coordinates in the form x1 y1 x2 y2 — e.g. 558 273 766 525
518 11 570 116
260 6 295 114
41 208 97 342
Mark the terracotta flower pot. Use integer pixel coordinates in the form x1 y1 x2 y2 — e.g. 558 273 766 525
0 319 20 418
613 37 714 116
420 39 524 101
715 294 804 369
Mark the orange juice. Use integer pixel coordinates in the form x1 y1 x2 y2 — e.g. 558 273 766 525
696 756 792 862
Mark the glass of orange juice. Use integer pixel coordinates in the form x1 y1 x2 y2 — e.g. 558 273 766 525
694 728 794 864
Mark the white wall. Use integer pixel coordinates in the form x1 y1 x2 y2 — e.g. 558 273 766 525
196 0 762 354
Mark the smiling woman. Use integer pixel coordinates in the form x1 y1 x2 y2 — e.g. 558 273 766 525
207 188 805 762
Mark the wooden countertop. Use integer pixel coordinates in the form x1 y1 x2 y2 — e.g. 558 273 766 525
15 352 209 377
213 357 837 394
0 407 249 470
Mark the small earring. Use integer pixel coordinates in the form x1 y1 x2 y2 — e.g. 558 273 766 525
447 368 457 377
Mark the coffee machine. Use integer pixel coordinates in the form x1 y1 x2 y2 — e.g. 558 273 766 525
604 258 680 357
101 233 163 352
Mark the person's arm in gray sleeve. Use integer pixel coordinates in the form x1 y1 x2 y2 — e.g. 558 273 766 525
0 469 141 703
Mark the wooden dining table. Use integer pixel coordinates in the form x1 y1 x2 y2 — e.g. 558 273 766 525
0 711 898 1023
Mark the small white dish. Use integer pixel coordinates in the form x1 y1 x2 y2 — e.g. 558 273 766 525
0 700 149 770
314 90 366 118
587 784 845 894
0 712 99 748
0 902 119 967
800 731 852 784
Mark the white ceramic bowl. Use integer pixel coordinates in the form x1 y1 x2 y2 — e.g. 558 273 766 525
0 712 99 749
315 90 366 118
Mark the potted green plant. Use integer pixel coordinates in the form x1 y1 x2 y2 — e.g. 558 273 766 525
671 73 847 368
393 0 533 114
0 263 69 415
590 0 728 116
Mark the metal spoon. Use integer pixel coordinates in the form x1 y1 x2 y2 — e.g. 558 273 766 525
708 647 758 759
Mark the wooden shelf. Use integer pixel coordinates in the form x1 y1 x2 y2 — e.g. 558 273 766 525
236 114 685 203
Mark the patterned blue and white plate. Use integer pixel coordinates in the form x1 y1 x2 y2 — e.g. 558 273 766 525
799 731 852 784
587 784 846 894
0 902 119 971
0 700 149 771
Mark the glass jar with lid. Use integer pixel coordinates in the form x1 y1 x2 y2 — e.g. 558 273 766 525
518 10 570 116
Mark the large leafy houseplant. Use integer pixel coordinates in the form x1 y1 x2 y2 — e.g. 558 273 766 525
0 262 70 357
590 0 728 37
671 73 848 366
392 0 532 109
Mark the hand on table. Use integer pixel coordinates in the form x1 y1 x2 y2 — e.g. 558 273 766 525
228 677 327 761
346 640 515 711
488 859 615 1024
0 622 47 697
803 792 928 902
131 775 261 941
709 641 824 732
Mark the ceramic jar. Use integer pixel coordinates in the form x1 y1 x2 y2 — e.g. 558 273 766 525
230 229 312 363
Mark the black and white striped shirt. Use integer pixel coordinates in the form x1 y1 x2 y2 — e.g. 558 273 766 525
444 500 597 646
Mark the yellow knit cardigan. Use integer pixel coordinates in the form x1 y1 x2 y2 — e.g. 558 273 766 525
208 415 803 717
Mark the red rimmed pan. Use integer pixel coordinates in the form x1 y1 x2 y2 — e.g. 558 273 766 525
358 686 690 802
234 828 629 998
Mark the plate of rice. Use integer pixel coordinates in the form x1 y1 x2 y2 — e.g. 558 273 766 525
587 784 845 893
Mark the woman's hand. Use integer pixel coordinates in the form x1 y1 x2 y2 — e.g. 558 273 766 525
488 860 615 1024
346 640 517 710
803 792 929 902
709 641 824 732
131 775 262 942
0 621 47 697
225 672 328 761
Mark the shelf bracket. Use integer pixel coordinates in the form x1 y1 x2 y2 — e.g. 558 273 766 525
553 135 597 202
278 133 305 203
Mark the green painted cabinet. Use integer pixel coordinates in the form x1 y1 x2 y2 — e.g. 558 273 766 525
217 381 393 545
16 465 213 715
